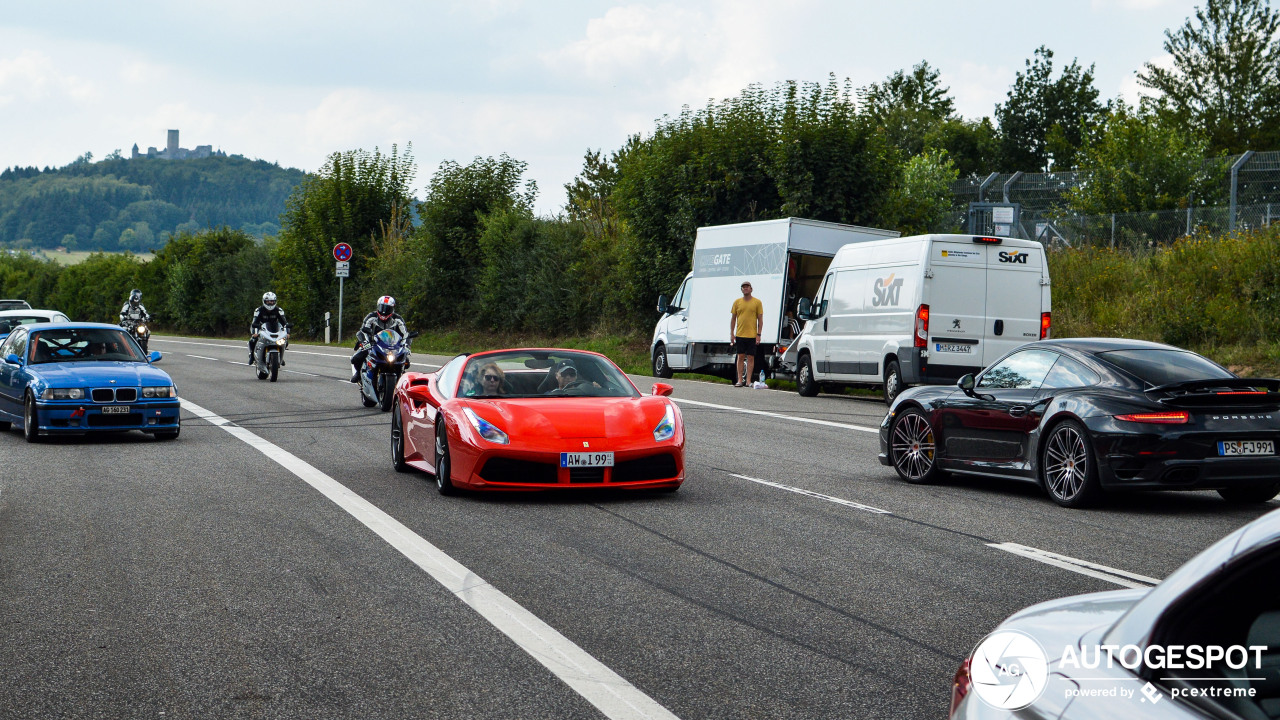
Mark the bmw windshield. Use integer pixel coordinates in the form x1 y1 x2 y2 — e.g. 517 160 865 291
29 328 147 364
458 350 639 398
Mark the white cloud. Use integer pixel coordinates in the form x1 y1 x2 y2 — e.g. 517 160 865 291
942 61 1013 119
1118 53 1173 103
0 50 97 107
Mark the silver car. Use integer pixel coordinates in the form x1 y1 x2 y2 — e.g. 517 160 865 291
950 507 1280 718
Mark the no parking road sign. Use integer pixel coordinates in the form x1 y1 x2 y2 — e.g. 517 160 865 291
333 243 353 262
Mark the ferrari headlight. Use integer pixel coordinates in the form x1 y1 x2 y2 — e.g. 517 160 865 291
463 407 509 444
653 404 677 441
41 388 84 400
141 386 176 398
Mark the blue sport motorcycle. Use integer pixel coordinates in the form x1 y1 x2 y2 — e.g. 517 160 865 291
359 328 418 411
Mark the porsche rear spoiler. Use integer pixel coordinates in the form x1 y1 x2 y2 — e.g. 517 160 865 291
1149 378 1280 408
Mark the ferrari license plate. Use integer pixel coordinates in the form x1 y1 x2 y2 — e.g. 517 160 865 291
102 406 131 414
1218 440 1274 456
560 452 614 468
935 343 972 354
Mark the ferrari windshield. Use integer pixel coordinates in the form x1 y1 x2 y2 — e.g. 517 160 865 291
29 328 146 364
459 350 638 398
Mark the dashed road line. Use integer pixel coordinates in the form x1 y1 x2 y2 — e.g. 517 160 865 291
730 474 891 514
180 398 679 720
185 354 220 361
672 397 880 433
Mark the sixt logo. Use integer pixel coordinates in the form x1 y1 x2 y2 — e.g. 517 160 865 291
999 250 1028 264
872 273 904 307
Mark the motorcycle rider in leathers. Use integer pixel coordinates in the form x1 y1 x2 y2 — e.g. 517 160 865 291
248 292 289 365
119 289 150 328
350 295 409 382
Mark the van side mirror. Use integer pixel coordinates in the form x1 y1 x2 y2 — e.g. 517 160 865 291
149 351 162 363
796 297 812 321
957 374 976 395
657 294 670 314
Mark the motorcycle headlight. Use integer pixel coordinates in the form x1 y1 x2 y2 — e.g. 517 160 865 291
141 386 176 398
653 404 677 442
41 387 84 400
463 407 509 444
136 324 148 335
385 352 396 363
277 337 287 346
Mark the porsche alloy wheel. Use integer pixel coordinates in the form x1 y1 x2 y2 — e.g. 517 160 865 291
434 420 457 496
890 408 939 483
23 392 42 443
391 406 408 473
1042 421 1102 508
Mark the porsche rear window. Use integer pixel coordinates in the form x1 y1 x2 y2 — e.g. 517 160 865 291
1096 349 1232 386
29 328 146 364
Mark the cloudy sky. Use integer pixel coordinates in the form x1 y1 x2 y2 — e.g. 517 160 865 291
1 0 1194 213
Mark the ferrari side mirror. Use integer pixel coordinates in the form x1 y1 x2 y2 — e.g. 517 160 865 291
652 382 674 397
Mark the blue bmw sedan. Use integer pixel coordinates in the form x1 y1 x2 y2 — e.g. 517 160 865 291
0 322 180 442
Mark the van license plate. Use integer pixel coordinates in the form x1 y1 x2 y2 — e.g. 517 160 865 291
102 406 131 414
935 343 973 354
1218 440 1274 456
561 452 614 468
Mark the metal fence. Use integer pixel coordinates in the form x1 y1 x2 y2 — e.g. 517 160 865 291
949 150 1280 249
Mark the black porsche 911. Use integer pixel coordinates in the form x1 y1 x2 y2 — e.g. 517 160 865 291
878 338 1280 508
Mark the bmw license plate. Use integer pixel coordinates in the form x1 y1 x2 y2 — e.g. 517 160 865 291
102 406 131 414
1218 440 1274 456
560 452 614 468
935 343 973 354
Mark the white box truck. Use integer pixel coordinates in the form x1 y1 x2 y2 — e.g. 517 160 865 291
650 218 900 379
786 233 1052 404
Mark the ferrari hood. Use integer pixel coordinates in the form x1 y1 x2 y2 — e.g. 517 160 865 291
462 396 671 439
32 361 172 387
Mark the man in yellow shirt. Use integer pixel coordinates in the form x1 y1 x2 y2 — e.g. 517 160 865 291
729 281 764 387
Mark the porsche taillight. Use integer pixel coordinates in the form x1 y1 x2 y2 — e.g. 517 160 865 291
1115 411 1189 424
915 304 930 348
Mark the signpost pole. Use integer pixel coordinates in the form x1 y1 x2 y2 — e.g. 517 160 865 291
338 276 344 343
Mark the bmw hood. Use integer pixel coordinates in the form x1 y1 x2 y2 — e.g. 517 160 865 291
462 397 672 439
33 362 172 388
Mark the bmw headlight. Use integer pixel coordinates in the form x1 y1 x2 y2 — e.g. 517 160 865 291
141 386 176 398
653 404 677 442
463 407 509 444
41 388 84 400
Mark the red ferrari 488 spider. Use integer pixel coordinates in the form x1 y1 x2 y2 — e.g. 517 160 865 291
390 348 685 494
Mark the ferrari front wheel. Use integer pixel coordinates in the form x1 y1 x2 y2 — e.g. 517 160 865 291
391 406 408 473
434 419 458 496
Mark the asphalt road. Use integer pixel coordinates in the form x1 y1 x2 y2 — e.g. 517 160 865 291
1 335 1274 719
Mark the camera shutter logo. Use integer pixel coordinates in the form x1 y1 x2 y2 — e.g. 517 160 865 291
970 630 1049 710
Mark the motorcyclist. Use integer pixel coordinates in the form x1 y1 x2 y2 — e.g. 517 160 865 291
350 295 410 382
119 289 150 328
248 292 289 365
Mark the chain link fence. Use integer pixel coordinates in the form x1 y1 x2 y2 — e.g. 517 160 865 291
948 150 1280 249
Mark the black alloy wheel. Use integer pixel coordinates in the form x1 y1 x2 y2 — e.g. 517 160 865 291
1219 484 1280 503
652 344 672 379
797 353 819 397
883 360 904 406
1041 420 1102 508
391 405 409 472
889 407 940 483
434 419 457 496
23 392 42 443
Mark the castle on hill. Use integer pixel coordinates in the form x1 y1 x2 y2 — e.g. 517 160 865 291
131 129 225 160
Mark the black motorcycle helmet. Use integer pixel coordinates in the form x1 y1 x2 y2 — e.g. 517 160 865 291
377 295 396 322
129 289 141 306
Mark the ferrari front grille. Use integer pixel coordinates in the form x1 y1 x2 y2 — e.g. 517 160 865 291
479 457 558 484
613 454 679 482
568 467 606 484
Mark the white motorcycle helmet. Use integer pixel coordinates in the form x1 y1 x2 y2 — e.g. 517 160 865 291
262 292 278 310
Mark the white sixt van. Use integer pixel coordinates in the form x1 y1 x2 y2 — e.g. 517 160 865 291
788 234 1051 404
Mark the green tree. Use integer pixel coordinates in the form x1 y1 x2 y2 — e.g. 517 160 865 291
1066 102 1219 215
1138 0 1280 153
887 150 960 234
996 46 1105 171
923 117 1001 177
860 61 955 156
413 154 536 324
272 146 415 336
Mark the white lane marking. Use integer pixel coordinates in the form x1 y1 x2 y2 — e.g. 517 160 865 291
186 354 220 361
672 397 879 433
283 369 319 377
159 338 440 371
730 474 891 514
179 399 678 720
987 542 1160 589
